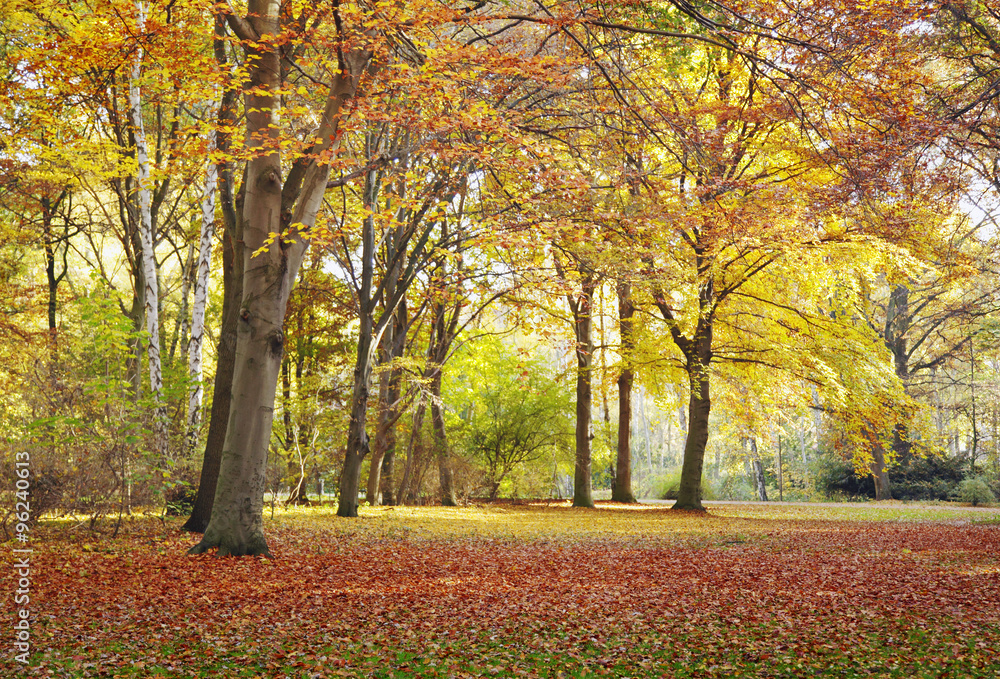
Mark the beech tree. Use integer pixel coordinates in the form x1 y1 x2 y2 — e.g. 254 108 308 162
189 0 376 555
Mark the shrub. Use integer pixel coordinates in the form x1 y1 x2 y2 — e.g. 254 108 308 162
813 456 875 499
709 474 755 501
814 454 969 502
164 483 196 516
952 477 997 507
649 470 717 501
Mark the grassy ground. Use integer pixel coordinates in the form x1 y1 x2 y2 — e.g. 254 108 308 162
6 501 1000 677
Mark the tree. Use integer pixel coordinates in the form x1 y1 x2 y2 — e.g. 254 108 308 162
183 14 243 533
448 338 574 499
613 281 638 503
554 253 599 508
189 0 375 555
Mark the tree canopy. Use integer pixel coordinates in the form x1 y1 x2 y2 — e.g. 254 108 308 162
2 0 999 552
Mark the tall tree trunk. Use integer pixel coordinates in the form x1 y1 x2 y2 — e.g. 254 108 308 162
397 401 428 504
612 281 636 503
776 431 783 502
337 152 383 518
339 319 375 517
886 285 913 466
752 459 768 502
653 280 714 512
186 135 218 456
871 439 893 501
366 355 392 507
366 262 407 505
747 437 768 501
182 174 242 532
674 360 710 510
379 427 398 505
190 2 371 554
128 0 166 456
377 312 406 506
431 371 457 506
569 271 596 508
183 48 242 534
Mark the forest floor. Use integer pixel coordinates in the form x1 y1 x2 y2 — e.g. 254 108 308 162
6 501 1000 678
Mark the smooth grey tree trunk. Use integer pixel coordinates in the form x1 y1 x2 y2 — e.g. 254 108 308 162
190 2 371 553
339 320 375 517
750 438 768 501
376 320 406 506
366 356 393 506
431 371 457 506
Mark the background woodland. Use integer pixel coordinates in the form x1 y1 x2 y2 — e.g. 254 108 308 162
3 0 1000 545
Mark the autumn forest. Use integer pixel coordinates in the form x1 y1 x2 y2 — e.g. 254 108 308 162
3 0 1000 675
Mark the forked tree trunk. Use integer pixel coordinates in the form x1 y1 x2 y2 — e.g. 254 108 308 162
190 2 371 554
653 285 713 512
612 282 636 503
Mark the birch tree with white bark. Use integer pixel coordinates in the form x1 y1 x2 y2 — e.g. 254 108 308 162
186 124 218 455
128 0 166 457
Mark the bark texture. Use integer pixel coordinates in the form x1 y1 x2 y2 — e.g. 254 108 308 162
128 0 166 455
431 370 457 506
871 441 893 501
567 269 596 508
652 272 714 512
186 131 218 455
183 35 243 534
612 282 636 503
190 2 370 552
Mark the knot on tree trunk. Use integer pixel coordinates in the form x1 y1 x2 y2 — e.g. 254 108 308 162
268 329 284 357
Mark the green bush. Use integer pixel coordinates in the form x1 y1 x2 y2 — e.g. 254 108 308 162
649 470 716 501
813 456 875 499
813 453 969 502
709 474 755 501
891 456 966 501
952 477 997 506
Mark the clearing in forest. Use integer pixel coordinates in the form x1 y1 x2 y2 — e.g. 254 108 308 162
9 502 1000 678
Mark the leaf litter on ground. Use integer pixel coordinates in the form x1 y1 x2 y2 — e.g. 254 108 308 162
7 501 1000 678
